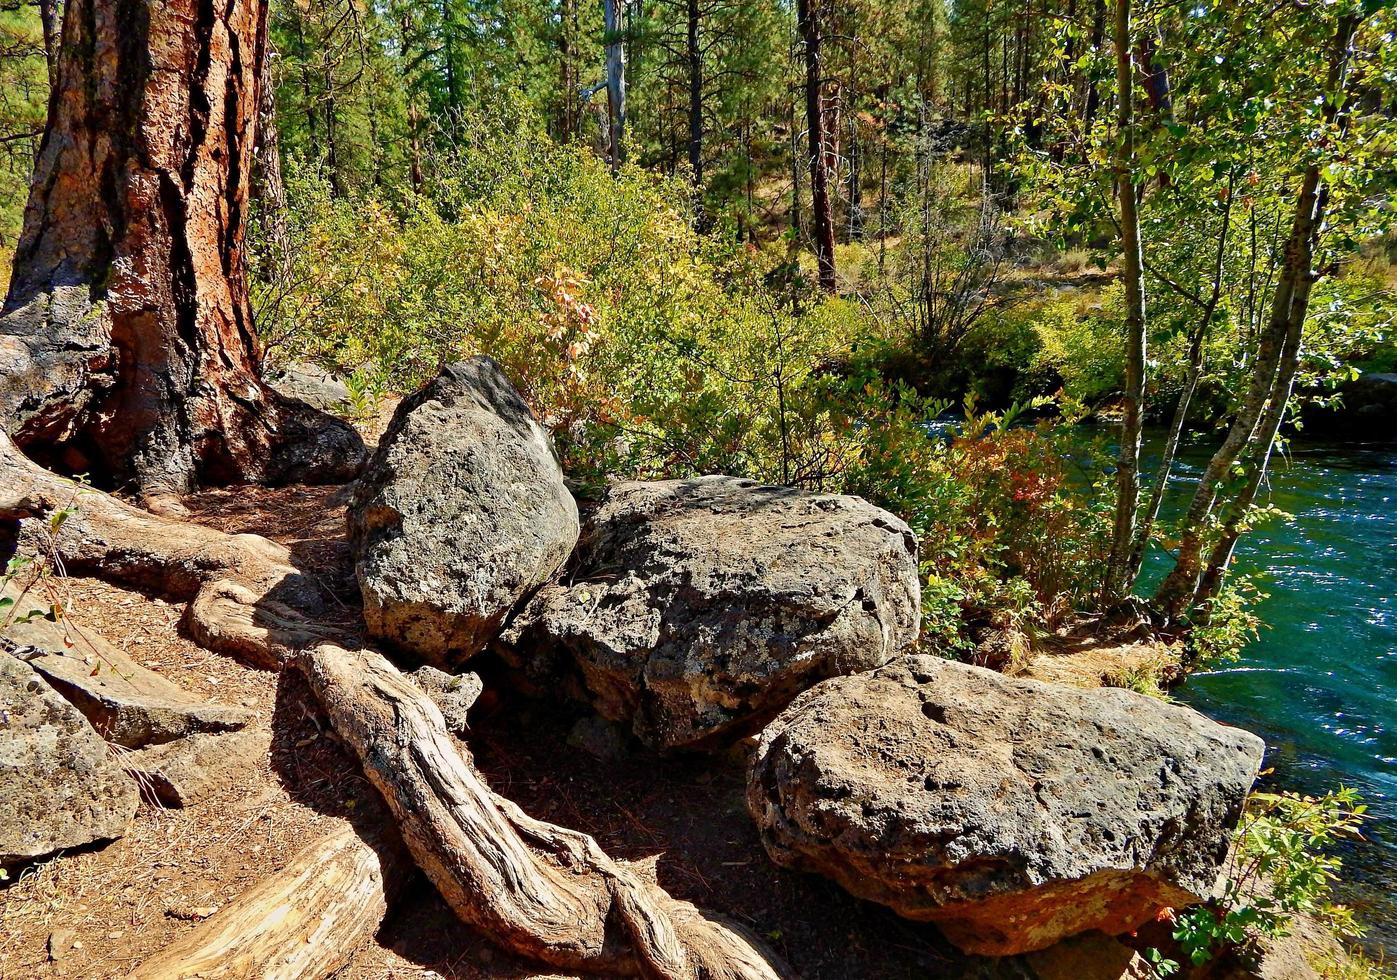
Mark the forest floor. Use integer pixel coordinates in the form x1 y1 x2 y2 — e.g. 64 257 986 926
0 433 1361 980
0 479 996 980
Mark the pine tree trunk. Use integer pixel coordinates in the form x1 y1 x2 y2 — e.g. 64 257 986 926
605 0 627 170
0 0 363 497
37 0 62 93
798 0 836 292
254 37 292 283
687 0 703 189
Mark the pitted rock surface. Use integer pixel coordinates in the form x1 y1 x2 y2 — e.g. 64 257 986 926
1 655 138 866
746 655 1266 955
503 476 921 750
349 358 579 668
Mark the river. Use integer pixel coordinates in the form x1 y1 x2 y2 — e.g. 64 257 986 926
1143 437 1397 954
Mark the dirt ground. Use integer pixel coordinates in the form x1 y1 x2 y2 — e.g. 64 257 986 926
0 482 1008 980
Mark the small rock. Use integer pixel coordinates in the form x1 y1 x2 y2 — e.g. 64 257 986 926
123 728 270 808
4 583 251 748
1 656 138 866
1024 932 1152 980
408 666 483 736
47 929 74 960
268 362 352 412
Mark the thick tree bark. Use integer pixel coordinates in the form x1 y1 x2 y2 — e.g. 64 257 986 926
1102 0 1147 604
798 0 836 292
0 0 363 496
128 824 407 980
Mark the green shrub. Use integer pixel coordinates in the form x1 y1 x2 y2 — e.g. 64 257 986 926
1152 788 1369 975
255 119 1117 652
1186 573 1269 667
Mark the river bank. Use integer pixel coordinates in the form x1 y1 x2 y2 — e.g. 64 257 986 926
1142 437 1397 955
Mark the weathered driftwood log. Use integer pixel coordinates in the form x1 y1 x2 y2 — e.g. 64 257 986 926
126 824 406 980
296 643 790 980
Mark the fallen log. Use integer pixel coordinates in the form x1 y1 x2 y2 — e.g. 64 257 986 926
296 643 791 979
126 823 405 980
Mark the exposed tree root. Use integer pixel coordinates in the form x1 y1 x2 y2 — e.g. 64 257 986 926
126 824 407 980
1 432 792 979
1 432 320 610
297 643 790 979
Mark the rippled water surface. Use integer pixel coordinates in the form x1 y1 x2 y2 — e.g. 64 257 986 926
1146 439 1396 952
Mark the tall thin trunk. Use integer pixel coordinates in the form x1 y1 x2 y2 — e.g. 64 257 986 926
797 0 836 292
846 61 863 242
789 92 802 237
1125 178 1234 585
558 0 578 139
253 38 292 281
1155 14 1358 621
1103 0 1147 604
604 0 626 170
1083 0 1105 129
324 85 342 196
397 12 425 190
37 0 62 95
1188 17 1358 614
441 0 462 115
877 119 888 275
686 0 702 188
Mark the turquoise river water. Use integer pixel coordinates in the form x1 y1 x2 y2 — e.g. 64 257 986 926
1143 437 1396 954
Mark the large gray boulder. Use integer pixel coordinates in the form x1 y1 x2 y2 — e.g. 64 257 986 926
502 476 921 751
349 358 579 668
747 656 1265 956
1 654 139 866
